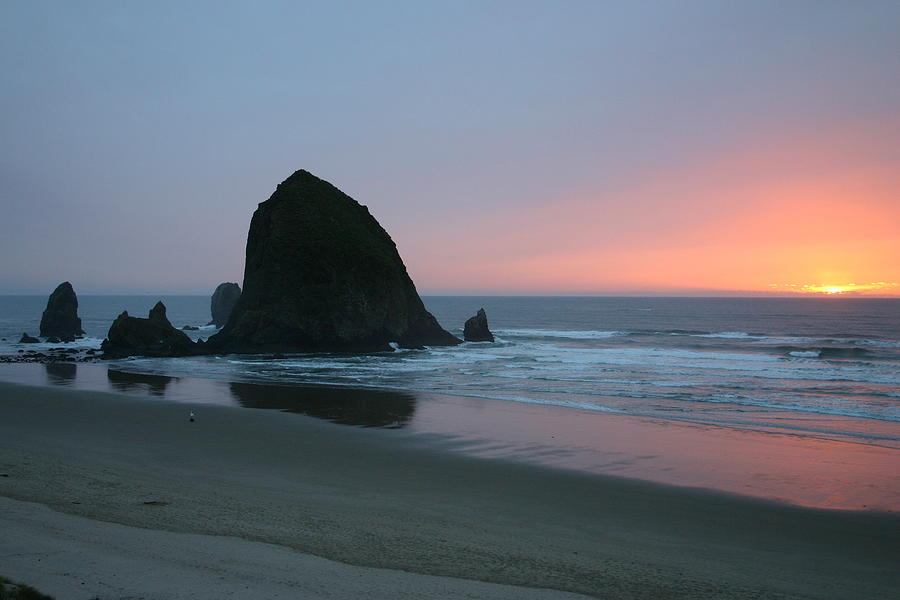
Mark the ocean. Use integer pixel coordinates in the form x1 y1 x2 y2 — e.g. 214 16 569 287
1 295 898 509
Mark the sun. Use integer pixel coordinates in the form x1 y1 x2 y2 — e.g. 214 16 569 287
821 286 848 295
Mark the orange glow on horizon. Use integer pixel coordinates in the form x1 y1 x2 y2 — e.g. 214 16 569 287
768 282 900 296
401 121 900 296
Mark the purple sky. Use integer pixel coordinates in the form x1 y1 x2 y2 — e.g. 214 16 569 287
2 1 898 295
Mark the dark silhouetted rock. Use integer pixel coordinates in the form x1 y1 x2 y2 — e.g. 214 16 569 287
101 301 197 358
463 308 495 342
39 282 84 341
19 333 40 344
208 282 241 328
45 336 62 343
182 325 199 331
208 170 460 353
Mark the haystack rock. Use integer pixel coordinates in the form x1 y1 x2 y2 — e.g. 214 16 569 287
39 282 84 341
208 282 241 328
101 301 197 358
208 169 461 353
463 308 495 342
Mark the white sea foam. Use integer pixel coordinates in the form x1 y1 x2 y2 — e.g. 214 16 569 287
856 339 900 348
688 331 826 345
493 329 626 339
1 336 104 352
694 331 753 339
214 341 898 388
754 336 821 345
442 391 622 414
789 350 821 358
530 346 776 367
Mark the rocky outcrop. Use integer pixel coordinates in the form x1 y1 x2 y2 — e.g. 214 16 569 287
101 301 197 358
463 308 495 342
208 282 241 328
19 333 40 344
208 169 460 353
39 282 84 341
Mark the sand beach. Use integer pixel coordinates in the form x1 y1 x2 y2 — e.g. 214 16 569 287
1 380 898 599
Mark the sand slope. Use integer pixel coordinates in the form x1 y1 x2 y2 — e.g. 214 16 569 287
0 497 588 599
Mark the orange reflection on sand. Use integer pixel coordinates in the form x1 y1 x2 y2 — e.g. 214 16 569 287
413 397 900 511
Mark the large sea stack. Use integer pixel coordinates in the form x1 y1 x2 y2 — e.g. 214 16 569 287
208 282 241 328
39 282 84 341
101 302 197 358
208 170 460 352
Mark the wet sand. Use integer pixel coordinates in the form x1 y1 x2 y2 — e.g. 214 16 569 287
1 362 898 511
1 381 898 599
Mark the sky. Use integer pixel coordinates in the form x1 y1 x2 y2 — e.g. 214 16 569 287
1 0 898 296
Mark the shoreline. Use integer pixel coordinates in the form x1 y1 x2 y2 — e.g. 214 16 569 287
1 381 899 599
1 361 898 511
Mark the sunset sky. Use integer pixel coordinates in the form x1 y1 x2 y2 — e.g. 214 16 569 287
1 1 897 296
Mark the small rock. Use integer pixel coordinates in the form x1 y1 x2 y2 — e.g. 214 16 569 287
19 332 40 343
463 308 495 342
100 302 197 359
208 282 241 328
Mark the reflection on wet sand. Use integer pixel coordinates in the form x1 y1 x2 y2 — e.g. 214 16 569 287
107 369 175 396
44 362 77 385
228 382 417 428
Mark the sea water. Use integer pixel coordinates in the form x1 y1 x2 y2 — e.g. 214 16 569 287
1 295 898 448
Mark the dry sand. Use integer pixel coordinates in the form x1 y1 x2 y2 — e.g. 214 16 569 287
1 497 588 599
1 382 898 599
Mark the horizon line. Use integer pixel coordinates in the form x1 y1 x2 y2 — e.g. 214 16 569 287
1 291 899 299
